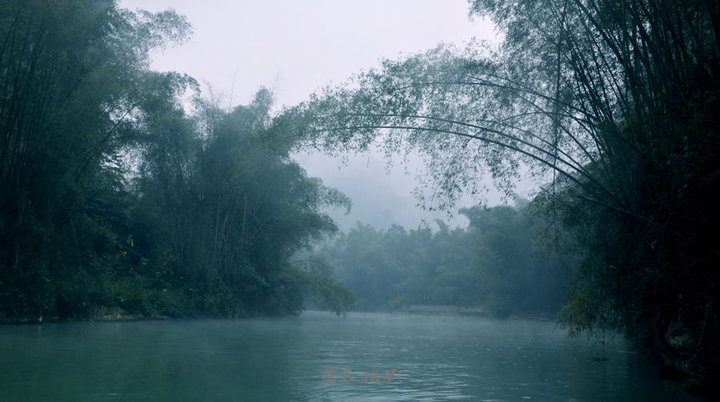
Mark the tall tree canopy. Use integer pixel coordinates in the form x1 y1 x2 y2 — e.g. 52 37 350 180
0 0 351 320
132 89 351 316
0 0 190 318
289 0 720 389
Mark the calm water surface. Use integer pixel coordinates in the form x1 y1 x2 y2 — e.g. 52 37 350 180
0 311 711 401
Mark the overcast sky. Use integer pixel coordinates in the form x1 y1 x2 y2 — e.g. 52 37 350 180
119 0 521 230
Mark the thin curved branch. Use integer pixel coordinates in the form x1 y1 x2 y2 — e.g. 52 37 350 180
306 123 626 210
341 112 596 186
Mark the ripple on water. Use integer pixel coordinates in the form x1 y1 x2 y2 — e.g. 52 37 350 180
0 312 712 401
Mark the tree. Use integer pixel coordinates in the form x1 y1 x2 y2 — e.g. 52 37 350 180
134 88 351 316
0 1 351 320
0 0 190 319
289 0 719 389
322 206 568 316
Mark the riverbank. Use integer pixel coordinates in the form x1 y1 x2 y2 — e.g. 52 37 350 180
356 304 556 321
0 306 167 325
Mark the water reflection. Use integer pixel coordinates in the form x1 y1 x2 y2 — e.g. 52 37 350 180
0 312 710 401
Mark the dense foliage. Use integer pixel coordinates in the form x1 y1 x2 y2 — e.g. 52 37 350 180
322 204 569 317
3 0 718 390
0 0 350 320
289 0 720 389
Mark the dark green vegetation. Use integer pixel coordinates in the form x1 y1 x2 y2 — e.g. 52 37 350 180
322 204 568 317
0 0 351 320
290 0 720 391
2 0 718 393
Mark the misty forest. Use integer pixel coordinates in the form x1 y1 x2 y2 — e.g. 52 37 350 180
1 0 719 400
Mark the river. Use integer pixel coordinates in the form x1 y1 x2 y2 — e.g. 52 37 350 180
0 311 710 401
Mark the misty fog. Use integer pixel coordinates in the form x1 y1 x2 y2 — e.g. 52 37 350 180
1 0 718 400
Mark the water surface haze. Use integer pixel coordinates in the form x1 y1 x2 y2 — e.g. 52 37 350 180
0 312 709 401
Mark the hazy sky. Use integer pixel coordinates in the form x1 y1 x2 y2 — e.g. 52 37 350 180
119 0 519 229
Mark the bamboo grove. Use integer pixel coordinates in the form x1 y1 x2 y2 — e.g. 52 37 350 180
290 0 720 389
0 0 352 320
